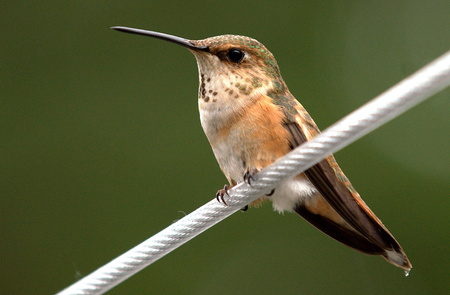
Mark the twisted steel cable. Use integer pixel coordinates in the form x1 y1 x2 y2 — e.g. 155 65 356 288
57 50 450 295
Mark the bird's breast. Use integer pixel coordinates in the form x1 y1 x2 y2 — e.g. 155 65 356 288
199 93 292 184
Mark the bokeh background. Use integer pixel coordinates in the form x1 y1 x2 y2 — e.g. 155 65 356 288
1 1 449 294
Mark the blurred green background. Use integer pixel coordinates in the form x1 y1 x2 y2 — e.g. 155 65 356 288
1 1 449 294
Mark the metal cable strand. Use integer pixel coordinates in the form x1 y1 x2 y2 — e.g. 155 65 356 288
57 50 450 295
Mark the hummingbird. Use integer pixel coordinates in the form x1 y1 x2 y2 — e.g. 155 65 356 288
112 26 411 272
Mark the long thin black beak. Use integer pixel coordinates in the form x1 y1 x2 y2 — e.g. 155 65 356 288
111 26 209 52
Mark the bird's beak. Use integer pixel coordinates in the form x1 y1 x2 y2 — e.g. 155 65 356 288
111 26 209 52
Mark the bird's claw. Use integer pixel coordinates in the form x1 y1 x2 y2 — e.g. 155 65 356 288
243 169 259 187
266 188 275 196
216 184 233 205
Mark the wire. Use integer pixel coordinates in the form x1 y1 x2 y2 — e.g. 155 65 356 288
56 50 450 295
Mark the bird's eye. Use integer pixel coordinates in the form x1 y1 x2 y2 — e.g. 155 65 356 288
226 48 244 63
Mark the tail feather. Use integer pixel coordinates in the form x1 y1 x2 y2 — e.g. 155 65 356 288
293 199 411 271
294 204 384 255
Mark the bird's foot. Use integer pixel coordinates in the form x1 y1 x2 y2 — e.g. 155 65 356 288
243 169 259 186
216 184 233 205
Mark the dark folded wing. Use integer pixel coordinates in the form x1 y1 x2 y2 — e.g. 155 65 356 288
283 119 410 269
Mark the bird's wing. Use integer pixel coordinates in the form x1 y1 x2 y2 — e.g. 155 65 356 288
269 91 411 270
